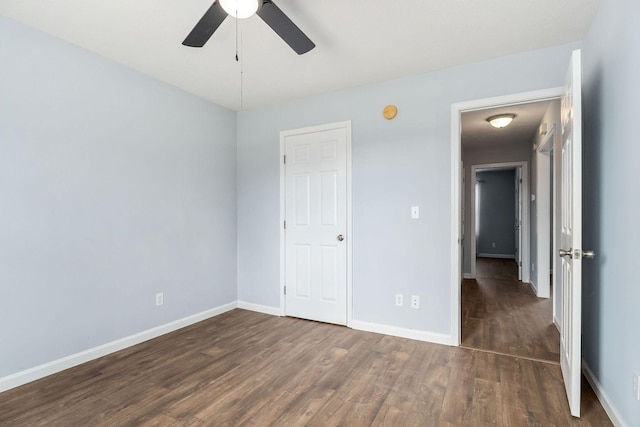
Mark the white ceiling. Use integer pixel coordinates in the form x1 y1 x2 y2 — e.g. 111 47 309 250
0 0 600 111
461 100 557 149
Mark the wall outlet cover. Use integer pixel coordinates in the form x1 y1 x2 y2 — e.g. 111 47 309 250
395 294 403 307
410 295 420 309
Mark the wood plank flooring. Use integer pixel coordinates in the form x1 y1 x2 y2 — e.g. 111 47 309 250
0 309 611 426
462 258 560 363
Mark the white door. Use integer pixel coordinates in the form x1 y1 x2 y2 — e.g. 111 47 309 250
284 124 349 325
559 49 584 418
460 162 465 279
515 167 522 280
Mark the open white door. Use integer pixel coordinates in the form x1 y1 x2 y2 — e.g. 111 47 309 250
283 123 349 325
515 167 522 280
559 49 588 418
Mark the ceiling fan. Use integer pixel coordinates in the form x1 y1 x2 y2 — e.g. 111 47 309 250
182 0 315 55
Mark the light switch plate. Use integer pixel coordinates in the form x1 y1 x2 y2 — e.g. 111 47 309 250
411 206 419 219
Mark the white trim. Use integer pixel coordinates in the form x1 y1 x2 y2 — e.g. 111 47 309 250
528 280 538 294
237 301 282 317
279 131 287 316
533 123 556 300
463 273 474 279
0 302 237 393
279 121 353 327
583 362 626 427
352 320 453 346
538 123 557 153
451 87 563 347
553 316 561 332
345 123 353 328
451 103 462 346
477 253 516 259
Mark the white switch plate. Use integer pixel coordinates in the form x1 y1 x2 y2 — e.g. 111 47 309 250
411 295 420 309
411 206 419 219
156 292 164 306
395 294 403 307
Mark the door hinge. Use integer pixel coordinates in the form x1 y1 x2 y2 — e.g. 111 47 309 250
284 286 287 295
283 155 286 164
284 220 286 230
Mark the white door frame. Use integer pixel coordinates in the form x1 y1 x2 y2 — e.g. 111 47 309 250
535 125 556 300
279 120 353 327
450 88 562 345
470 162 528 280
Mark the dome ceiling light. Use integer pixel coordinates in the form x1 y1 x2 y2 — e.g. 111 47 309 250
487 114 516 128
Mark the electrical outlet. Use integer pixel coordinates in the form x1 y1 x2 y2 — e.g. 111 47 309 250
633 372 640 401
395 294 403 307
411 295 420 309
492 242 496 248
156 292 164 306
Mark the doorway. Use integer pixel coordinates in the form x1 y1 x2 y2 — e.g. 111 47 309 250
470 162 528 282
450 88 562 345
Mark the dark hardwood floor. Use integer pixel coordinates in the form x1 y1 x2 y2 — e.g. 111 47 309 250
0 309 611 426
462 257 560 363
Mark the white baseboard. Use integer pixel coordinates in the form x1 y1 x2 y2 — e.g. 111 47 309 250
463 273 474 279
582 361 626 427
528 280 538 294
351 320 453 346
237 300 282 317
477 253 516 259
553 316 560 332
0 301 237 393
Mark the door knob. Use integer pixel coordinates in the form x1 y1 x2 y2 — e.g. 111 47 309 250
583 250 596 259
337 234 344 241
559 248 573 258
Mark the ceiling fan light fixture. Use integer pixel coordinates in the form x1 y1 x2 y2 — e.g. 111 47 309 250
219 0 260 19
487 114 516 128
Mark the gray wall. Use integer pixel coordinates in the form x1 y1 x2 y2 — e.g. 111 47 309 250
237 43 578 335
476 170 516 257
582 0 640 424
0 18 238 378
462 142 531 275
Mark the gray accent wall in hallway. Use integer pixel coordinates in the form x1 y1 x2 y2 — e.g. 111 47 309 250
476 170 516 257
462 143 531 276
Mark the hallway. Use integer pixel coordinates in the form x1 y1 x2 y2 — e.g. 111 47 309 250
462 257 560 363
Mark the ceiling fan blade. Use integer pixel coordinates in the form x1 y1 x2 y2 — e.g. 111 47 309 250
182 1 227 48
257 0 315 55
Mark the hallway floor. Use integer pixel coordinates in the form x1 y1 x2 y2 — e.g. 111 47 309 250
462 257 560 363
